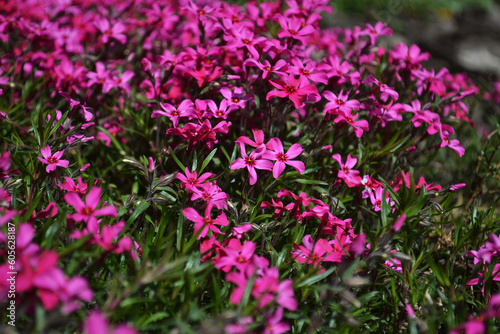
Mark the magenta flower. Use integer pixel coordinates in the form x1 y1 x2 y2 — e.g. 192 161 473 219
332 154 362 187
64 187 117 225
253 267 297 310
439 124 465 157
363 75 399 101
84 311 137 334
151 99 196 128
323 90 360 114
361 22 392 45
263 138 305 178
288 57 328 85
244 59 287 80
206 99 238 119
266 73 320 109
236 129 267 148
263 308 290 334
230 143 273 185
190 182 229 209
215 240 257 272
58 177 87 195
182 204 230 239
292 235 338 267
95 19 127 44
38 145 69 173
276 15 316 44
225 27 267 59
402 100 441 134
333 109 369 138
176 167 215 192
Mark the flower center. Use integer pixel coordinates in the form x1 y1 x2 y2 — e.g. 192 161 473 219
276 153 287 162
216 110 225 117
236 256 246 263
171 110 180 116
244 156 256 167
47 156 58 164
336 99 345 106
82 207 94 216
284 85 297 94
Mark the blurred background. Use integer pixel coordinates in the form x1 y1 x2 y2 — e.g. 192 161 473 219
325 0 500 79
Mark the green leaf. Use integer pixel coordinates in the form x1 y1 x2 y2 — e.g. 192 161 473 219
296 267 335 288
127 200 150 226
177 214 184 252
191 150 198 171
199 148 217 174
170 149 186 171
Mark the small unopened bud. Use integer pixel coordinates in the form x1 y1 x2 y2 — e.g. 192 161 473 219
406 146 417 153
80 163 90 172
393 214 406 232
450 183 466 191
148 157 155 172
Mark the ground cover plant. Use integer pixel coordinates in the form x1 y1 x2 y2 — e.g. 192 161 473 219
1 0 500 332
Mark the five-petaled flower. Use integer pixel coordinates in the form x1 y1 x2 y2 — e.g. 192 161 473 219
38 145 69 173
230 143 273 185
65 187 117 225
183 204 230 240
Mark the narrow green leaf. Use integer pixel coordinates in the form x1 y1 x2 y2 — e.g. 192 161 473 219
199 148 217 174
170 149 186 171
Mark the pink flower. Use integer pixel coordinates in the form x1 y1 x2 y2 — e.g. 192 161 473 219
215 239 257 272
59 177 87 195
151 99 196 128
439 124 465 157
189 182 229 209
183 204 230 240
263 138 305 178
38 145 69 173
230 143 273 185
266 73 320 109
95 19 127 44
276 15 316 44
244 59 287 80
287 57 328 85
292 235 339 267
206 99 238 119
323 90 360 114
363 75 399 101
236 129 266 148
232 224 252 239
64 187 117 225
369 187 395 212
176 167 215 192
84 311 137 334
253 267 297 310
333 109 369 138
263 308 290 334
361 22 392 45
331 154 362 187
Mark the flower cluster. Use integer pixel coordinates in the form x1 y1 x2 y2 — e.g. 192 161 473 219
0 0 493 332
